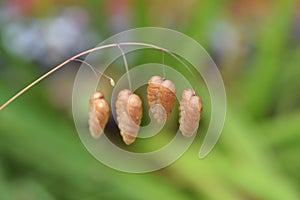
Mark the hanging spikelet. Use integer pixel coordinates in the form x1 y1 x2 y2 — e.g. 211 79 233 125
116 89 143 145
88 91 110 138
179 89 202 137
147 76 176 123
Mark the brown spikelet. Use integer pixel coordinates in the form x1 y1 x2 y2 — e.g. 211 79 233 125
147 76 176 123
116 89 143 145
88 91 110 138
179 89 202 137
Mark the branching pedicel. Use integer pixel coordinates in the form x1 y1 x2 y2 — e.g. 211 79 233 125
0 42 202 144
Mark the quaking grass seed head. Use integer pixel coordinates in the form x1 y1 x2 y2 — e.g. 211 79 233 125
88 91 110 138
116 89 143 145
179 89 202 137
147 75 176 123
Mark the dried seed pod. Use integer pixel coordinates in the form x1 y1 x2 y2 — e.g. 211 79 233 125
179 89 202 137
88 91 110 138
147 76 176 123
116 89 143 145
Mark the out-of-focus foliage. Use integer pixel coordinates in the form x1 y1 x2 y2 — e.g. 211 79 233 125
0 0 300 199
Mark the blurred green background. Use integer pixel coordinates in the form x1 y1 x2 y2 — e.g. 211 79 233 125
1 0 300 199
